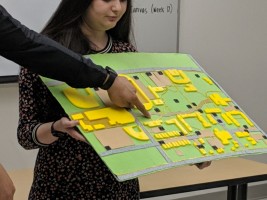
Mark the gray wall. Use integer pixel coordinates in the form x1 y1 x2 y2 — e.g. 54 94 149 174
179 0 267 134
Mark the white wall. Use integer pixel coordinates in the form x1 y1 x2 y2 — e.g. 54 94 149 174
179 0 267 134
132 0 179 52
0 0 59 76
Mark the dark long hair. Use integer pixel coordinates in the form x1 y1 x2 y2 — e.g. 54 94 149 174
41 0 133 54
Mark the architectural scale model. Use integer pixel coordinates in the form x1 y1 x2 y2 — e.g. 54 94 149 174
41 53 267 181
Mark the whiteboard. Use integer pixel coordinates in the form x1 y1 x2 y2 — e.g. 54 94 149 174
0 0 59 78
0 0 179 77
132 0 179 53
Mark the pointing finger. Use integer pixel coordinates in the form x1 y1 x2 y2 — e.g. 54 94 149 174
132 97 151 118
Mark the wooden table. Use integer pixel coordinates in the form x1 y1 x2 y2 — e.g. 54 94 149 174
139 157 267 200
8 158 267 200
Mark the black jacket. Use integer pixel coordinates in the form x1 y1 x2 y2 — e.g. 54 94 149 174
0 5 110 88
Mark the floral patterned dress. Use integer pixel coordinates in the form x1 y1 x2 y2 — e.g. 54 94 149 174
18 39 140 200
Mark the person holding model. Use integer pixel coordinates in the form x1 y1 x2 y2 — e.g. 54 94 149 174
16 0 149 199
0 3 149 200
17 0 210 199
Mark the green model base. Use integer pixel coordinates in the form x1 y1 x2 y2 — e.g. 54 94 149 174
41 53 267 181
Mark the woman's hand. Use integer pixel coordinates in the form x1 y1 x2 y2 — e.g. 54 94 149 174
194 161 212 169
53 117 87 142
36 117 87 144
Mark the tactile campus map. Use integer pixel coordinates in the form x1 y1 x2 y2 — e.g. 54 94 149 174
41 53 267 181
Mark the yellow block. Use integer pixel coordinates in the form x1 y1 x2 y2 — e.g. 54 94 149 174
143 120 163 127
184 84 197 92
166 118 188 135
71 113 84 120
153 99 164 105
164 69 191 84
206 114 218 125
204 108 222 114
85 107 134 125
199 148 207 155
93 124 105 130
203 77 213 85
63 87 99 109
79 120 93 132
120 74 153 110
123 126 149 141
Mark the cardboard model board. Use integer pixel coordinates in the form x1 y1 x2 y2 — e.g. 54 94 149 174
41 53 267 181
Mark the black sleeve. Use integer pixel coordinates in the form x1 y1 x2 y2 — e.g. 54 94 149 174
0 5 109 88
